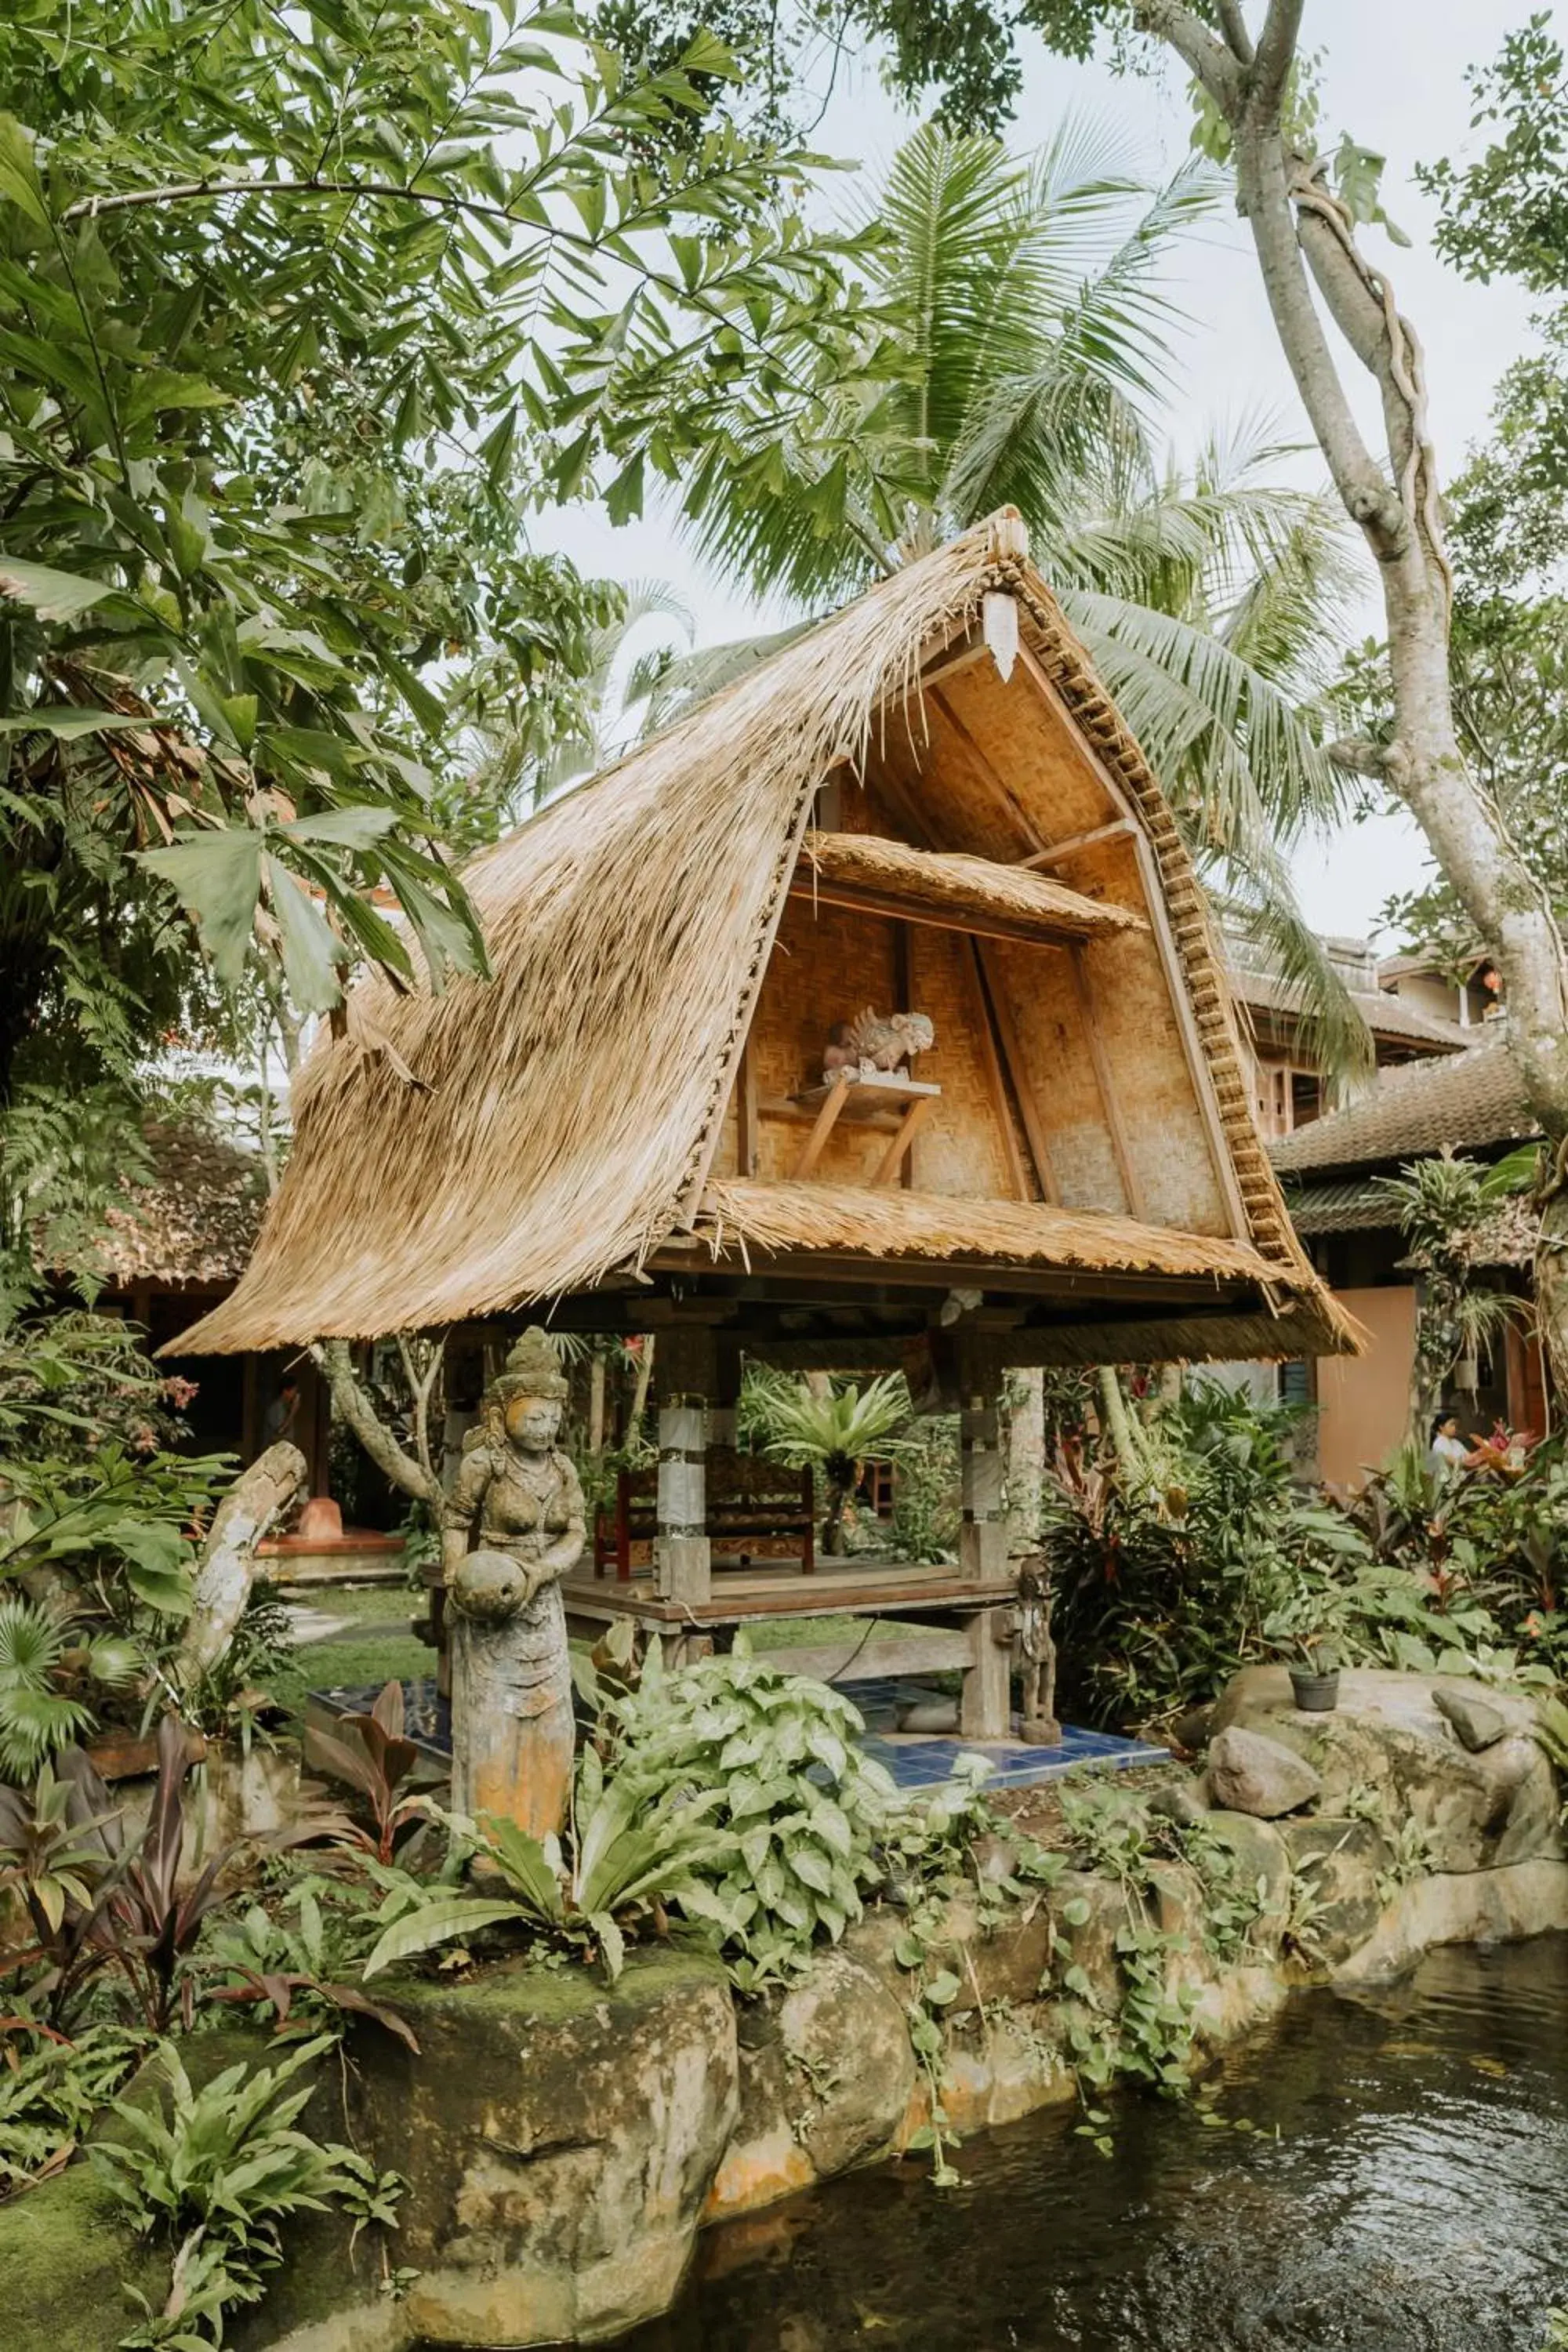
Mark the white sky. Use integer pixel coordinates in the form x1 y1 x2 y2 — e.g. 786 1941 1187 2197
532 1 1548 947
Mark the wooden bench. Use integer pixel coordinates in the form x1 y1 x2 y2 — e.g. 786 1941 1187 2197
593 1448 816 1580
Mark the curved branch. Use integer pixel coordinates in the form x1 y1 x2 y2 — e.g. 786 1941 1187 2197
1131 2 1243 111
312 1339 442 1508
1232 127 1406 555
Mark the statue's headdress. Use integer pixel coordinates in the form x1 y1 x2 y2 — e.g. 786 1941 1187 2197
491 1326 568 1404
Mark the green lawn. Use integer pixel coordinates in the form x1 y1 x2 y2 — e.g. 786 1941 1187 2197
268 1584 935 1727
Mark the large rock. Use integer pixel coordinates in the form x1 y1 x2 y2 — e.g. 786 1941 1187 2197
1333 1859 1568 1987
707 1950 913 2216
1279 1816 1387 1965
1432 1685 1508 1753
1196 1810 1292 1951
1210 1667 1559 1873
1207 1726 1322 1818
313 1951 739 2350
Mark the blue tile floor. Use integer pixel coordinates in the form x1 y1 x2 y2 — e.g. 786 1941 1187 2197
310 1675 1165 1797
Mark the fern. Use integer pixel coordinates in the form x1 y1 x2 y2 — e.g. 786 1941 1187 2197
0 1599 91 1777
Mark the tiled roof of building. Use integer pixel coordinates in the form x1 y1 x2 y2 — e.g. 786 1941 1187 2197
1283 1178 1395 1235
94 1122 267 1288
1283 1172 1537 1264
1229 962 1467 1050
1269 1036 1535 1178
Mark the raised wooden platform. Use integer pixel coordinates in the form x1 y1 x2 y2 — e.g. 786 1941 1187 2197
562 1557 1012 1720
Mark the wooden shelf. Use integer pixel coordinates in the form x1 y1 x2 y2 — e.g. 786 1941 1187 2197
791 1073 942 1116
783 1070 941 1181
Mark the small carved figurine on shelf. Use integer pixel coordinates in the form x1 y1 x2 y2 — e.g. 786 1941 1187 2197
441 1328 585 1842
822 1007 935 1084
1014 1552 1062 1746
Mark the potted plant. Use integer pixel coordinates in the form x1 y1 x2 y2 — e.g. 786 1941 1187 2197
1265 1588 1345 1712
1287 1635 1341 1713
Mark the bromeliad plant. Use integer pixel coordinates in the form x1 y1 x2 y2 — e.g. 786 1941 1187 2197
361 1744 738 1984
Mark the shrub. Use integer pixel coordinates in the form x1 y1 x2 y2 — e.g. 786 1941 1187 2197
604 1635 895 1988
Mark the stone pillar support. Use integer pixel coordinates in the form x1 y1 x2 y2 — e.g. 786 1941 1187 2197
653 1325 716 1609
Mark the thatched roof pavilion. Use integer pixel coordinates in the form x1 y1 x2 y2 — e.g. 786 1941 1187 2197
177 512 1351 1374
174 511 1359 1723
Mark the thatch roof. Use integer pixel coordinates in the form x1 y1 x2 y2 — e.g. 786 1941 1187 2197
173 513 1350 1360
1270 1034 1534 1177
1232 960 1466 1051
793 829 1142 943
91 1123 265 1290
696 1178 1284 1281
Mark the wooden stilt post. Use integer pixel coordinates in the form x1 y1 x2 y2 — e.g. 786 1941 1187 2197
956 1338 1012 1740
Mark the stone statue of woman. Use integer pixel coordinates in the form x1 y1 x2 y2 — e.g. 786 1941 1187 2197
441 1328 584 1842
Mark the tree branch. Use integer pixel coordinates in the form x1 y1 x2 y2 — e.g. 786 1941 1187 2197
1214 0 1254 64
1326 736 1391 778
1131 2 1243 111
312 1338 441 1507
1249 0 1305 115
1232 127 1406 554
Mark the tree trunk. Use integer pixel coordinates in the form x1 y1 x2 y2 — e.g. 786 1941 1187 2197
1006 1367 1046 1554
312 1338 442 1508
588 1349 606 1457
626 1334 655 1443
176 1440 308 1683
1154 0 1568 1399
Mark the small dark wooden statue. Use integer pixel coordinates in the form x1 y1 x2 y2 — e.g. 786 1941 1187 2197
822 1007 935 1083
1014 1552 1061 1746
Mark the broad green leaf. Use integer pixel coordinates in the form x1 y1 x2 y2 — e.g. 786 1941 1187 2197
140 831 263 989
0 558 114 622
0 114 49 230
0 710 157 739
285 805 401 850
267 863 347 1014
362 1898 526 1980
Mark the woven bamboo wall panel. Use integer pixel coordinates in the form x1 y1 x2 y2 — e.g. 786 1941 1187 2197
749 892 1022 1200
938 658 1110 847
903 923 1016 1200
751 896 891 1186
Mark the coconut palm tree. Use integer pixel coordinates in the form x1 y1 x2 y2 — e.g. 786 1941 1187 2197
675 120 1373 1075
463 580 695 826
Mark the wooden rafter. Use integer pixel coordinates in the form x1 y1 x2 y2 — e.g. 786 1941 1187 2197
1021 818 1136 869
973 943 1061 1206
967 939 1030 1202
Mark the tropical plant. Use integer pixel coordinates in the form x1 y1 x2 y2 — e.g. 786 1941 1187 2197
0 0 866 1133
0 1755 121 1994
463 580 697 824
602 1635 895 1987
749 1370 916 1555
362 1747 738 1984
93 1714 233 2034
0 1601 96 1777
300 1681 430 1867
204 1876 418 2053
1373 1150 1537 1436
93 2035 401 2350
0 2018 147 2200
673 120 1372 1073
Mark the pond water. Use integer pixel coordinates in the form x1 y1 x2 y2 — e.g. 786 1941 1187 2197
612 1938 1568 2352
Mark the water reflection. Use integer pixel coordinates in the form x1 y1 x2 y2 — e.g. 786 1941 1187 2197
615 1940 1568 2352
